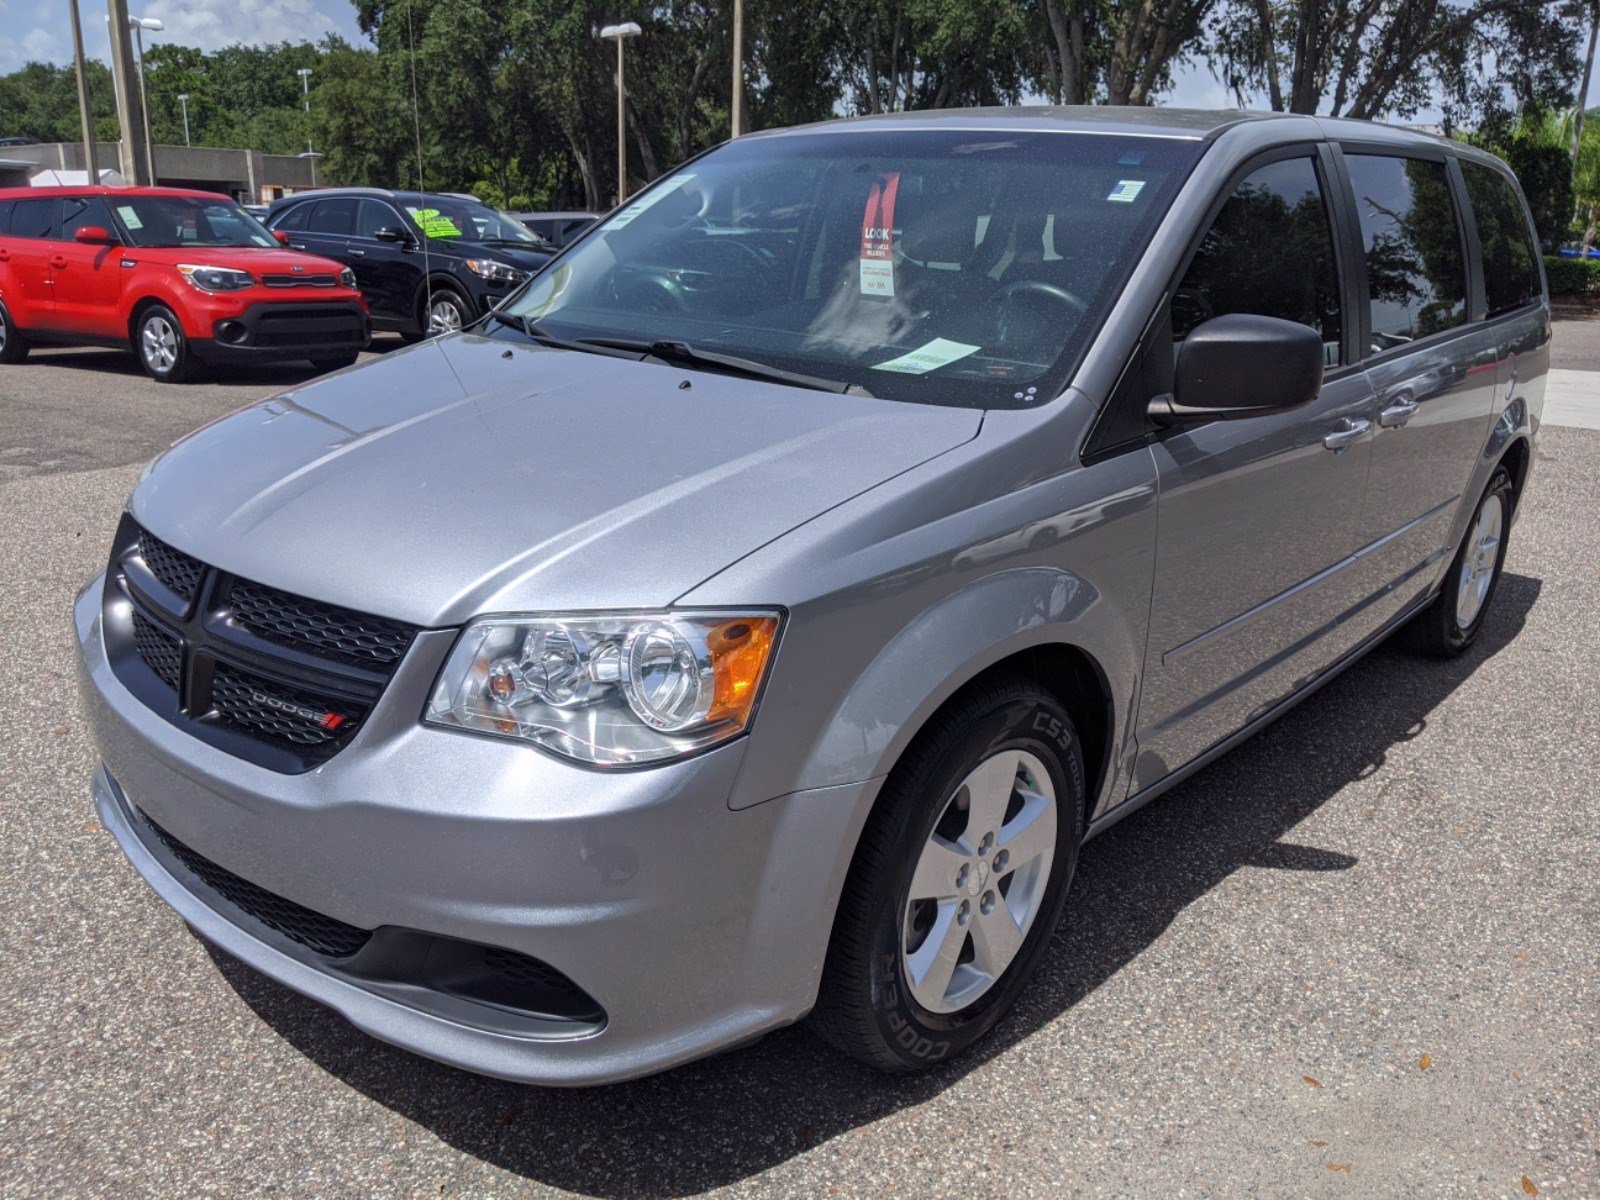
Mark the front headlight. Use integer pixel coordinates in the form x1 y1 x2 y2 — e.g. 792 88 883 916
339 267 358 289
464 258 527 285
176 263 255 292
425 611 781 766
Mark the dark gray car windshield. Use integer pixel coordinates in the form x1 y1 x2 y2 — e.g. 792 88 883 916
506 129 1202 408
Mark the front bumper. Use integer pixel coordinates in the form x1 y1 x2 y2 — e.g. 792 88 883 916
75 576 874 1085
191 299 371 362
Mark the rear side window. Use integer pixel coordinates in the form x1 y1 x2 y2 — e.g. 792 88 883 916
9 198 59 239
1345 154 1468 348
307 198 356 235
272 203 311 232
1173 156 1342 363
1461 160 1542 316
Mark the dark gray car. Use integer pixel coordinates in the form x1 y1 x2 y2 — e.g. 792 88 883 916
75 108 1547 1085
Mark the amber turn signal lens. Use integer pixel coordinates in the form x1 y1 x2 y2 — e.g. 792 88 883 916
704 616 779 726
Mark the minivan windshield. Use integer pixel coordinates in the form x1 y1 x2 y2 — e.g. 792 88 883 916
505 129 1201 407
112 195 279 249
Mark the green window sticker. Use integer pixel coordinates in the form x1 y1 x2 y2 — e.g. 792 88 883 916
872 337 981 374
405 207 463 238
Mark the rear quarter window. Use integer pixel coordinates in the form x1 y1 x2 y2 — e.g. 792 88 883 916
1461 160 1542 316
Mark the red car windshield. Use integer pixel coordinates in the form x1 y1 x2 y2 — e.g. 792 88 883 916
112 196 279 249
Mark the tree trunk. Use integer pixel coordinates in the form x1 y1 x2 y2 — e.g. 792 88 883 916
1253 0 1283 110
1583 203 1597 257
625 98 659 181
1574 1 1599 205
1045 0 1088 104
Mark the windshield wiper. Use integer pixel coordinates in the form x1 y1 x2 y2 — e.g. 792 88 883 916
581 337 871 396
488 312 650 361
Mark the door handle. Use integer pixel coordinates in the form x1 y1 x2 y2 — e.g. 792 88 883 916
1322 418 1370 451
289 242 306 250
1378 398 1420 428
49 255 69 268
0 249 10 262
348 249 366 257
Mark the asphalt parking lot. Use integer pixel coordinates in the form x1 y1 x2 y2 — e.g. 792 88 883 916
1 332 1597 1199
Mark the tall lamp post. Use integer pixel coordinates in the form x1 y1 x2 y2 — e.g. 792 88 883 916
129 15 162 182
730 0 743 137
69 0 99 182
177 93 190 146
296 66 317 186
599 22 641 207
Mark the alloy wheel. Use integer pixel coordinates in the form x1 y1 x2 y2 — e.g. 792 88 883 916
1455 493 1503 629
427 296 464 335
141 315 178 373
0 307 8 352
901 748 1058 1014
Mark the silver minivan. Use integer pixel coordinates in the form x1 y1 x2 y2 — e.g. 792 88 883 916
75 108 1547 1085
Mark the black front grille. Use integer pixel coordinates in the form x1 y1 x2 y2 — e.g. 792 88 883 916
138 531 204 600
131 611 183 690
142 811 372 958
211 662 365 756
230 579 415 668
250 305 366 347
106 516 420 773
261 273 337 288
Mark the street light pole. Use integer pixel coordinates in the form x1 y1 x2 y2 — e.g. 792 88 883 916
599 23 641 207
105 0 150 184
296 67 316 186
177 93 190 146
130 15 163 183
731 0 743 138
68 0 99 182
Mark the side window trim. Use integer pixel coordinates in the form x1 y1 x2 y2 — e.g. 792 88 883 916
1446 154 1489 323
1334 143 1477 363
1459 157 1546 320
1080 140 1350 465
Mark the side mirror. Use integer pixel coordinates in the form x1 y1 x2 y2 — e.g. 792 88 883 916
74 225 117 245
273 230 291 245
374 226 413 245
1149 313 1325 426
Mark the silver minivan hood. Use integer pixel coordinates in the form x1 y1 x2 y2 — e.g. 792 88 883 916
130 334 982 626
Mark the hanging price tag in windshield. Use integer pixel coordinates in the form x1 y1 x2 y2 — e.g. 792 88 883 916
859 172 901 297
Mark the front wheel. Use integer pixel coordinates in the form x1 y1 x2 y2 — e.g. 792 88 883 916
1403 467 1513 657
422 288 472 337
810 674 1085 1072
0 299 30 364
134 305 196 382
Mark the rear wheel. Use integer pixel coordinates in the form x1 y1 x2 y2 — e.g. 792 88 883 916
1403 467 1513 657
0 300 29 364
134 305 197 382
811 674 1085 1072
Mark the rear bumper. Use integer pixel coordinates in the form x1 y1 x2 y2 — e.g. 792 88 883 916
75 576 874 1085
191 300 370 362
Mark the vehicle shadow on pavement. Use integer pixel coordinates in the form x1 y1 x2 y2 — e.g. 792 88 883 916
206 573 1541 1199
25 340 398 384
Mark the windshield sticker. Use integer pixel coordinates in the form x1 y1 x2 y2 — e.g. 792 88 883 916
116 205 143 230
1106 179 1146 203
858 172 901 297
405 208 464 238
604 174 696 230
872 337 980 375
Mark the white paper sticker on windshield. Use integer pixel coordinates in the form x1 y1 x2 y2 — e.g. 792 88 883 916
872 337 980 375
1106 179 1146 203
117 205 143 230
605 174 695 230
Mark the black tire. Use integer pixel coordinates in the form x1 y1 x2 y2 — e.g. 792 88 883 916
310 353 360 373
1403 467 1513 657
810 673 1085 1072
0 299 30 364
420 286 472 338
133 304 197 382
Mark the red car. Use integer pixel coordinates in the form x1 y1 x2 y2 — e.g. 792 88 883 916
0 186 370 381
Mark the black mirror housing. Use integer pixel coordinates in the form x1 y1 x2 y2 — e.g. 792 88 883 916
1150 313 1326 426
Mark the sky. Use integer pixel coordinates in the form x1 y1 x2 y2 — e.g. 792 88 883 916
0 0 1582 127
